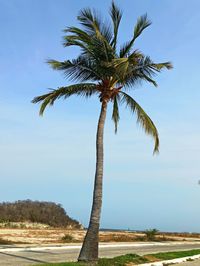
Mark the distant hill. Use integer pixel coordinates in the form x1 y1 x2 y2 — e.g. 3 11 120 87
0 200 82 228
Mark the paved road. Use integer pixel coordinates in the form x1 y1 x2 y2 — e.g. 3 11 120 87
1 242 200 266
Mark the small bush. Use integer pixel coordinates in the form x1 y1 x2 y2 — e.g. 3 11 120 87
61 234 74 243
145 229 159 241
187 258 194 261
135 235 146 241
0 238 13 245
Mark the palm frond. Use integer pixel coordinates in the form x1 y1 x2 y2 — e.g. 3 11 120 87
63 26 113 62
77 8 113 43
134 56 172 72
112 95 120 133
134 14 151 41
119 41 130 58
120 14 151 57
120 91 159 154
138 74 158 87
32 83 98 116
78 8 101 35
63 26 91 43
122 56 172 88
124 69 157 88
110 1 122 50
150 62 173 71
76 7 116 63
47 57 101 82
63 35 88 48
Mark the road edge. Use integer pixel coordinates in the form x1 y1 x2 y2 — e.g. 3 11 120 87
139 254 200 266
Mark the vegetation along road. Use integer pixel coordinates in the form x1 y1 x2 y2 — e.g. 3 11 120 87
1 242 200 266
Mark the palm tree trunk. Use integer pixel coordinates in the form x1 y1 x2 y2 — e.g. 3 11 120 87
78 101 108 262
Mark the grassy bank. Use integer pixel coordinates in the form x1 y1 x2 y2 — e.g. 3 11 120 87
34 249 200 266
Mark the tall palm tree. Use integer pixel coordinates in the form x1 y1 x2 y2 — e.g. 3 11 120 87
32 1 172 262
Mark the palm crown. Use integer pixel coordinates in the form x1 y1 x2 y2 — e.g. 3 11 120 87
32 1 172 153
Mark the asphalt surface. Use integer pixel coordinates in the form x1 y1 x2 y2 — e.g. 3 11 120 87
1 242 200 266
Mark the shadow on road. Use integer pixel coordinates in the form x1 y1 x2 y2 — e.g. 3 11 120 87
27 250 56 254
0 251 47 263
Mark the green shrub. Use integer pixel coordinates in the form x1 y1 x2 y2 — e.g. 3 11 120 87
61 234 74 242
145 228 159 241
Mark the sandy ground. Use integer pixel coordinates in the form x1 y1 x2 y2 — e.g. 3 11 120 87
0 228 200 245
0 229 85 244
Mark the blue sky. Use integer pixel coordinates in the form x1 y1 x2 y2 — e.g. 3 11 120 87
0 0 200 232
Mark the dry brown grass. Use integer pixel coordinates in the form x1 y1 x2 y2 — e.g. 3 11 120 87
99 232 146 242
143 254 161 262
166 232 200 238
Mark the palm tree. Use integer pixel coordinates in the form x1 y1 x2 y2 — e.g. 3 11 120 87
32 1 172 262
